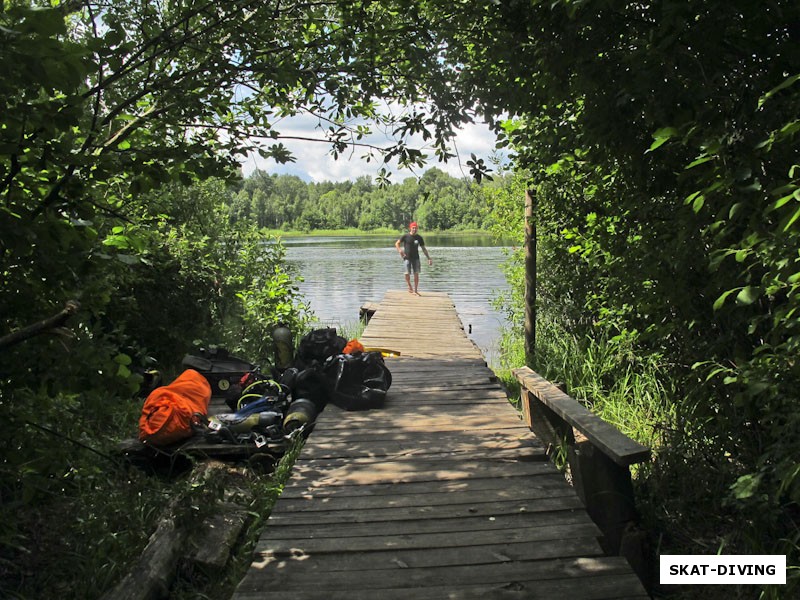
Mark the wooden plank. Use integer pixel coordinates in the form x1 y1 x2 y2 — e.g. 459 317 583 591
251 537 605 571
279 471 574 499
264 509 595 539
255 521 602 554
286 458 558 488
304 433 538 449
301 446 546 464
307 423 527 437
235 580 649 600
241 556 637 589
513 366 650 466
236 574 649 600
302 441 544 461
269 496 586 524
311 413 526 431
296 445 546 467
237 557 643 594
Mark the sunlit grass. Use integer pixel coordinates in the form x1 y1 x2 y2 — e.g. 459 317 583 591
301 317 366 341
493 317 676 457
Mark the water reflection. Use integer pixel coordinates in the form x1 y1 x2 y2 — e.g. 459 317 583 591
282 234 512 365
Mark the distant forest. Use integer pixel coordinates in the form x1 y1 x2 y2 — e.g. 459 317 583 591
228 167 496 231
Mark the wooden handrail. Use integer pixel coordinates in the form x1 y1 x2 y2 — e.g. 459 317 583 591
513 366 651 567
512 366 650 467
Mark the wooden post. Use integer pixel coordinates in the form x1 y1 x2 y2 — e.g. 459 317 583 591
570 442 638 555
524 189 536 365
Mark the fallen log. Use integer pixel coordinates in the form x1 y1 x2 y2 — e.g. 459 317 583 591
100 461 249 600
189 501 251 571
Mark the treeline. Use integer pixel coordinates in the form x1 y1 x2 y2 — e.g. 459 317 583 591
228 167 491 231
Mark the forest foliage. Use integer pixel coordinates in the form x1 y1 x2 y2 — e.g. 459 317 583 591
468 1 800 577
1 0 799 598
230 168 491 231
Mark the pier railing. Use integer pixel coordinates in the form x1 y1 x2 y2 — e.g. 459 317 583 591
513 366 650 579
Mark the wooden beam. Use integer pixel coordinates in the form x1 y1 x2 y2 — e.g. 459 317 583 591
512 367 650 467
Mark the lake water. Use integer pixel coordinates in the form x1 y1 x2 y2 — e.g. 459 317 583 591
282 233 512 366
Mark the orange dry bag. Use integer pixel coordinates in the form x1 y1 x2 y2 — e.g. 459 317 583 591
342 339 365 354
138 368 211 446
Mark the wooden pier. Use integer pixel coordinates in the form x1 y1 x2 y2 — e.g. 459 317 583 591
231 290 648 599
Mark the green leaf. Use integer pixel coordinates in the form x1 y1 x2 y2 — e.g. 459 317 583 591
684 190 703 206
772 193 795 211
758 73 800 108
735 286 759 305
102 234 130 249
713 288 739 310
783 205 800 232
645 127 678 153
731 474 762 500
686 155 714 169
653 127 678 138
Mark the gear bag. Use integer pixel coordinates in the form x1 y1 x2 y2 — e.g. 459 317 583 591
138 369 211 446
295 328 346 367
324 351 392 410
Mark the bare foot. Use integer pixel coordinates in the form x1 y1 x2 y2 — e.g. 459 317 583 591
408 288 414 294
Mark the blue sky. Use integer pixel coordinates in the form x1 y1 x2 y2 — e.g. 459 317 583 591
238 112 506 183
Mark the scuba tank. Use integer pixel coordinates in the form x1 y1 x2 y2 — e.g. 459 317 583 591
283 398 318 433
235 394 285 417
272 324 294 371
208 410 283 434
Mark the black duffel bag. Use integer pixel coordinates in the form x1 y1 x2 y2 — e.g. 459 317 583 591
323 351 392 411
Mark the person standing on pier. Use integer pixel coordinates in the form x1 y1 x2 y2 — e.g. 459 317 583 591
395 221 432 295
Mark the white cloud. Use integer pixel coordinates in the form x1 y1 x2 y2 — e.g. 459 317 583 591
239 114 506 183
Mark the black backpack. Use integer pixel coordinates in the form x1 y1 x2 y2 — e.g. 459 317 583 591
295 328 347 367
279 366 330 412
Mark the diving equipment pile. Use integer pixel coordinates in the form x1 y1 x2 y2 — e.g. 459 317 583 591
136 328 392 453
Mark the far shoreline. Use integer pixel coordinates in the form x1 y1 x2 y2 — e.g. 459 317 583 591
261 227 497 238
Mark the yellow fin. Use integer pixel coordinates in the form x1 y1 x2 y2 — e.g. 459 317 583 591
363 347 401 357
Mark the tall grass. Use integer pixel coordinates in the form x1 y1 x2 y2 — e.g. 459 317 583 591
492 316 676 465
329 319 366 341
